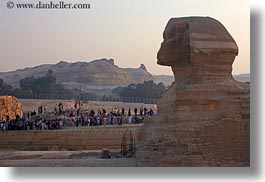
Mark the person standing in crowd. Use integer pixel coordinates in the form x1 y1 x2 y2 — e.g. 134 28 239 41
134 107 137 116
117 112 122 125
81 112 85 126
75 118 79 127
128 108 132 124
54 104 58 114
41 121 46 130
121 108 125 116
144 107 148 116
140 107 143 116
44 105 47 113
110 112 114 125
59 119 63 129
58 102 63 115
74 101 78 109
27 112 30 120
103 116 107 126
77 108 80 117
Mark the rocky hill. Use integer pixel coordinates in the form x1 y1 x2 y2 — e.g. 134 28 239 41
0 59 154 89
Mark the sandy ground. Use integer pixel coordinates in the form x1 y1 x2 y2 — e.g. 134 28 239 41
0 150 137 167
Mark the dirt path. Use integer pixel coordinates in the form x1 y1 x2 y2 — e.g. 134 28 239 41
0 150 137 167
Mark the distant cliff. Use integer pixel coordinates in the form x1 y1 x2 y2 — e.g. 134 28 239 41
0 58 154 88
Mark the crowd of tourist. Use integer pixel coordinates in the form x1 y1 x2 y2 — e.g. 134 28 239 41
0 101 155 131
73 106 154 127
0 113 65 131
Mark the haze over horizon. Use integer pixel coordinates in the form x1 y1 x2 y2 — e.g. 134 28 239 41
0 0 249 75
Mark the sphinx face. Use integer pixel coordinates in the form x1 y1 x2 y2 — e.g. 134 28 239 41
157 22 191 67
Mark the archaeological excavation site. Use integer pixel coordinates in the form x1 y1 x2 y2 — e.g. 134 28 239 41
0 17 250 167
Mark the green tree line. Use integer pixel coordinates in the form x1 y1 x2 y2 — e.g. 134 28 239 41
112 80 166 99
0 70 73 96
1 71 166 103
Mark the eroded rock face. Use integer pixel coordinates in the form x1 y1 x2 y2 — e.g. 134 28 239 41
136 17 250 167
0 96 23 121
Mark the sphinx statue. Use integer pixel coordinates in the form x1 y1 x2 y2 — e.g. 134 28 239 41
136 17 250 167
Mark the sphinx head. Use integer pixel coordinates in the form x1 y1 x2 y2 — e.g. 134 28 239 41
157 17 238 84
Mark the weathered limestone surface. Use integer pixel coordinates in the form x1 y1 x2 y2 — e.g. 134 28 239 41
0 96 23 121
136 17 250 166
0 125 140 151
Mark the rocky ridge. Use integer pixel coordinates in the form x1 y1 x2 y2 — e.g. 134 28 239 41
0 59 154 88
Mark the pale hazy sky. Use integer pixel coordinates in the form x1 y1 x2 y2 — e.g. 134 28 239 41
0 0 249 75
